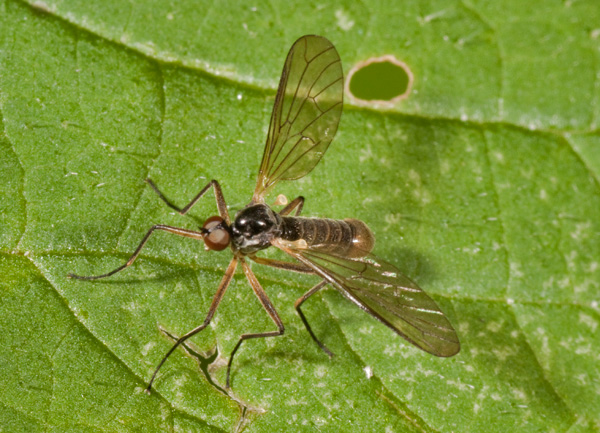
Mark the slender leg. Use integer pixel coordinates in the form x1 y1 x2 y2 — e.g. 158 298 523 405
295 281 333 357
146 257 238 393
250 255 313 274
226 260 285 388
251 252 333 357
146 178 231 224
68 225 204 280
279 196 304 216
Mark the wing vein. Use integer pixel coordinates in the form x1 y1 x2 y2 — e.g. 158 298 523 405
253 36 343 201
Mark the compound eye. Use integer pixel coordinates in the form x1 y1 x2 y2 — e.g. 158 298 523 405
202 216 230 251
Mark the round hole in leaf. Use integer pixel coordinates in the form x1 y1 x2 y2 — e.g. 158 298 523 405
346 55 413 106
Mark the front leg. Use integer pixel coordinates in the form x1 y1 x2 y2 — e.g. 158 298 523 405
68 225 204 280
146 178 231 224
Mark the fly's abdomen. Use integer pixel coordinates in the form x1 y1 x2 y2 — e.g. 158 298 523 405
280 217 374 258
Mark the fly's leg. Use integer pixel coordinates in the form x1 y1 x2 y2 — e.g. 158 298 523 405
68 225 204 280
146 178 231 224
146 257 238 393
226 260 285 388
69 179 230 279
279 196 304 216
250 256 313 274
249 255 333 357
295 280 333 357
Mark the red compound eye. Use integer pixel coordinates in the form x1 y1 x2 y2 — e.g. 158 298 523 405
202 216 230 251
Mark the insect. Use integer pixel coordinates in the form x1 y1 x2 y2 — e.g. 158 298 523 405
69 35 460 392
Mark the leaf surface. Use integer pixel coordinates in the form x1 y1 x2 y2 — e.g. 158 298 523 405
1 0 599 431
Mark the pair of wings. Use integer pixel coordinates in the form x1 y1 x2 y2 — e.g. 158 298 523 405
254 35 459 357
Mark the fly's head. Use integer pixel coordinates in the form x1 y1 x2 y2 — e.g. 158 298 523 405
231 204 281 254
201 216 231 251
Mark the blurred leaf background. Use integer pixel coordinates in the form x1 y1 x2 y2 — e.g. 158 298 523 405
1 0 599 431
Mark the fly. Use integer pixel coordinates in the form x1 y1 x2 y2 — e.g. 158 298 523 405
68 35 460 392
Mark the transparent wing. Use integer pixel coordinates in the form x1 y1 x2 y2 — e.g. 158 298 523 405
278 244 460 357
253 35 343 202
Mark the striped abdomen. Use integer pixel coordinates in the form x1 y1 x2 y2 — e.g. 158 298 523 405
279 217 375 258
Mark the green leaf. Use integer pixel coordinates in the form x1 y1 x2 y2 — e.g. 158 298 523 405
1 0 599 431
